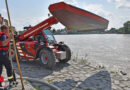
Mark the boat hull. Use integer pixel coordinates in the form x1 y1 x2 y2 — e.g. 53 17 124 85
49 2 109 30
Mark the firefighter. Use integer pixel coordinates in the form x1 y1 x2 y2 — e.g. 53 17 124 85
0 25 14 87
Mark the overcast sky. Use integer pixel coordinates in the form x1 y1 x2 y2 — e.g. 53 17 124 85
0 0 130 31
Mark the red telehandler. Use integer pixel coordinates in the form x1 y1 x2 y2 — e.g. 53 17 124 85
12 16 71 68
12 2 108 69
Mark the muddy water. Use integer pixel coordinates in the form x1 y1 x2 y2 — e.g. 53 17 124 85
55 34 130 75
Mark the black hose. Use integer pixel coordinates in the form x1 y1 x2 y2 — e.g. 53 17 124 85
4 77 61 90
19 77 61 90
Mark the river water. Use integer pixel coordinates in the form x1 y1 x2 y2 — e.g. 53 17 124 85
55 34 130 75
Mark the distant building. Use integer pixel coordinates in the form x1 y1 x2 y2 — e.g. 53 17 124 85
0 14 3 29
0 14 2 25
60 30 67 34
0 13 8 26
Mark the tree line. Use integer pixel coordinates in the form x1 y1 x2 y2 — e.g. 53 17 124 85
106 21 130 34
53 20 130 34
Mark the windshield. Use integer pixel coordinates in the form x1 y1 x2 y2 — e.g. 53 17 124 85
43 29 56 43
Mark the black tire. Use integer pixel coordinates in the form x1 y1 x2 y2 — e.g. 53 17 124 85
11 49 21 62
39 48 56 69
12 54 16 62
12 53 21 62
58 44 71 63
11 49 16 62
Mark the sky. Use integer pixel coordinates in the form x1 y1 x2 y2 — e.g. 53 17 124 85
0 0 130 31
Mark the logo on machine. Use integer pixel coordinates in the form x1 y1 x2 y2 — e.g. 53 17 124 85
24 23 48 38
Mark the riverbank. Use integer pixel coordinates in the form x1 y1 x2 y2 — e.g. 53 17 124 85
2 58 129 90
55 34 130 78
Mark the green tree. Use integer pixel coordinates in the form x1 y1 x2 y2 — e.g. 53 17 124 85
117 27 125 34
123 21 130 34
108 28 117 33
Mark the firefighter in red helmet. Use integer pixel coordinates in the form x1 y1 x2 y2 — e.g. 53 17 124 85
0 25 14 87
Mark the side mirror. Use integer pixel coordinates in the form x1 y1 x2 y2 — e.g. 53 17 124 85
48 13 50 17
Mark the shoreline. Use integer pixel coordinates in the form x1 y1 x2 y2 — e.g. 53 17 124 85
71 54 130 78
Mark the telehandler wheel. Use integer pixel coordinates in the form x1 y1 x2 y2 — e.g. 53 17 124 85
40 48 56 69
58 44 71 63
12 54 16 62
11 49 17 62
12 53 21 62
10 49 15 62
11 48 21 62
